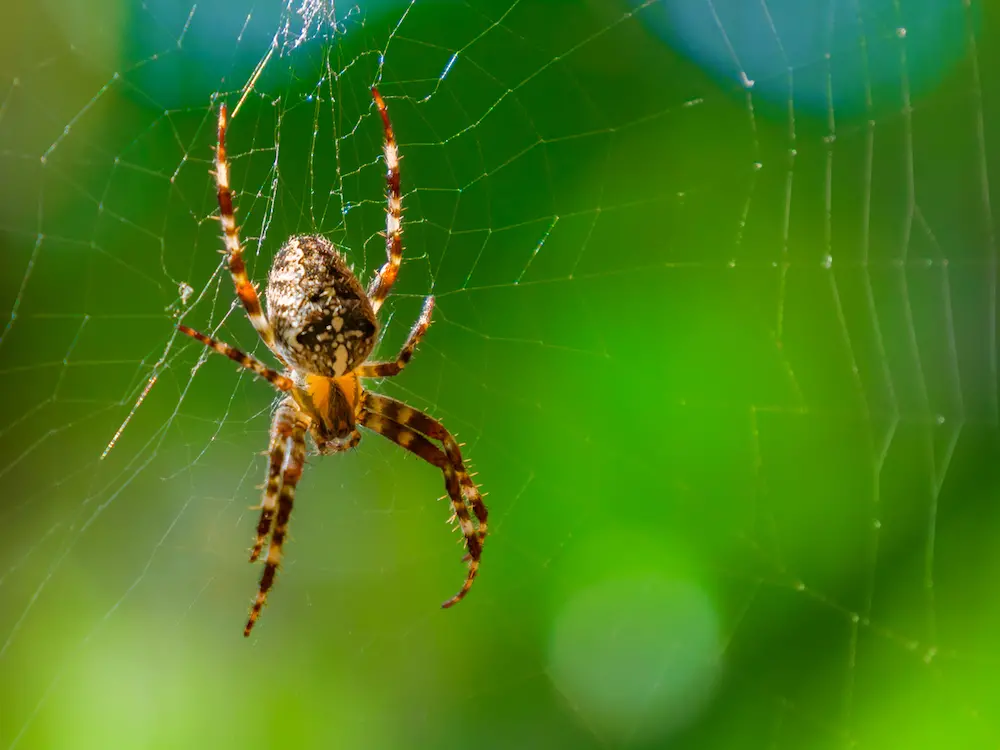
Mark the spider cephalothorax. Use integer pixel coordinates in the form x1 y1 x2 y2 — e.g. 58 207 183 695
177 89 488 636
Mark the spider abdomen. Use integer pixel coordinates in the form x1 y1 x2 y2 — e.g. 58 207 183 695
266 235 377 377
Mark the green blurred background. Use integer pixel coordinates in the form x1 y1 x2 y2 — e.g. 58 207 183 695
1 1 998 748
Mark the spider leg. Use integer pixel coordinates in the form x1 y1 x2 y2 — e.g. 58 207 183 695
360 393 487 608
367 87 403 314
245 409 308 637
357 296 434 379
178 325 294 392
250 397 298 563
215 104 285 363
364 393 487 546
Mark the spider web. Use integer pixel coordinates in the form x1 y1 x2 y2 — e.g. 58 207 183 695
1 0 998 747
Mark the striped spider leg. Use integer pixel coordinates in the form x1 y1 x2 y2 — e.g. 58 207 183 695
215 102 286 364
367 87 402 314
359 391 488 607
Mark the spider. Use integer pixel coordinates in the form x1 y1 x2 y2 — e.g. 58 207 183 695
178 88 488 637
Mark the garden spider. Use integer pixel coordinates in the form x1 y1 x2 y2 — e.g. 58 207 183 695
178 88 488 636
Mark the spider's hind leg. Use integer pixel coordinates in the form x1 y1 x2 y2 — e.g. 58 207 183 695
367 87 403 314
214 104 285 363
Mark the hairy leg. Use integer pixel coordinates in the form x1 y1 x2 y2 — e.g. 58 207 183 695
178 325 294 391
365 392 487 546
359 397 486 608
215 104 284 361
245 412 307 637
357 296 434 378
367 88 403 314
250 398 298 563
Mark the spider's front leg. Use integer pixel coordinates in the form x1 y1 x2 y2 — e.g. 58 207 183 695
245 401 308 637
359 393 488 608
250 397 298 563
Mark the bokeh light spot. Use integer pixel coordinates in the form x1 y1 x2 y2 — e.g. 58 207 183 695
638 0 980 117
547 575 721 746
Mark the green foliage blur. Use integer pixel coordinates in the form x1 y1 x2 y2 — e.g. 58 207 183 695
1 1 998 748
